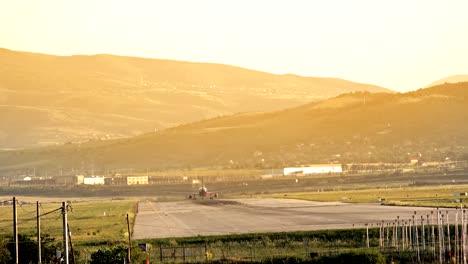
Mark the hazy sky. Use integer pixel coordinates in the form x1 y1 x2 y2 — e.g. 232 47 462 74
1 0 467 92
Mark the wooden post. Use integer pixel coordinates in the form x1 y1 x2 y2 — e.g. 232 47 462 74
127 214 132 263
460 206 466 264
447 211 451 254
13 197 18 264
431 211 436 259
183 246 186 263
159 245 163 262
67 223 75 264
410 216 414 249
386 222 390 248
456 209 459 264
414 216 420 262
379 222 382 248
37 201 41 264
62 202 69 264
438 209 443 264
365 224 369 248
421 216 425 250
396 217 399 250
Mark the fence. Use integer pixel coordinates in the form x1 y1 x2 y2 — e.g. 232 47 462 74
156 242 373 263
151 207 468 264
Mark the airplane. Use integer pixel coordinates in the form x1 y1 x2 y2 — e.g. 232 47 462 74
187 178 219 200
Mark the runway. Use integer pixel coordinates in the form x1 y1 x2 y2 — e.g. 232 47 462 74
132 198 445 239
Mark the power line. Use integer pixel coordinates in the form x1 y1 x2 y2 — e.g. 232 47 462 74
18 203 36 215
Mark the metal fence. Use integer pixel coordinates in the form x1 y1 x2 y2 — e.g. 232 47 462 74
156 243 362 263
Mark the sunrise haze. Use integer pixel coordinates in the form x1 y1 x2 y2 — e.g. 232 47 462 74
1 0 468 92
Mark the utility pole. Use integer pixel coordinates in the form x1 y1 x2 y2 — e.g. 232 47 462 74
447 211 451 254
127 214 132 263
13 197 18 264
462 206 466 264
67 223 75 264
37 201 41 264
62 202 69 264
365 223 369 248
438 209 443 264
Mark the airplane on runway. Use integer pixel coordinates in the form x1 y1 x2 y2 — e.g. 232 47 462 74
187 178 219 200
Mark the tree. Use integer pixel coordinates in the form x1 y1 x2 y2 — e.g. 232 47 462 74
0 237 11 263
6 234 59 264
90 245 145 264
90 246 127 264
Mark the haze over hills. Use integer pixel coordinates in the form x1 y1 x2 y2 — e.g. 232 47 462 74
1 82 466 175
0 48 390 149
426 75 468 87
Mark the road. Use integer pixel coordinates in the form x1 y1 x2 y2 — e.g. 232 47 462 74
133 198 452 239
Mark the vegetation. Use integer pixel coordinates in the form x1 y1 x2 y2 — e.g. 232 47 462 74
135 229 442 263
4 234 58 264
1 82 467 175
266 184 468 208
0 48 388 150
0 167 465 262
0 180 466 262
310 250 385 264
0 199 137 263
89 245 128 264
0 200 136 244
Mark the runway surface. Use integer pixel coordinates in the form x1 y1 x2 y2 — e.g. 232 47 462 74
133 198 446 239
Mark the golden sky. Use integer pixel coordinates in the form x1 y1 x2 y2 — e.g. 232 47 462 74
1 0 467 92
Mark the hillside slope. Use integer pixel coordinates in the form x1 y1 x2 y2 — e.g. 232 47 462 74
0 48 390 148
0 83 466 174
426 75 468 87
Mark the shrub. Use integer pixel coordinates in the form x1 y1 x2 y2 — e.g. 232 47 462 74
312 250 385 264
263 256 303 264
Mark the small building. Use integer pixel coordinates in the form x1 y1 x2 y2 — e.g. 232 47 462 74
83 177 105 185
56 175 76 185
284 164 342 176
104 177 128 185
11 178 56 186
75 175 85 184
127 176 148 185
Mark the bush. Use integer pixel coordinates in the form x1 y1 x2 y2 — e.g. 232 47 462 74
90 246 127 264
263 256 303 264
312 250 385 264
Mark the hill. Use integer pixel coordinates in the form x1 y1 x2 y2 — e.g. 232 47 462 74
426 74 468 87
0 82 466 175
0 48 390 149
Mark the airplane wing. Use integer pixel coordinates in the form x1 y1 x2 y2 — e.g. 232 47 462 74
206 192 219 198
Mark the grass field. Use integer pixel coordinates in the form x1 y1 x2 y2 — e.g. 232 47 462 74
0 199 137 247
264 184 468 208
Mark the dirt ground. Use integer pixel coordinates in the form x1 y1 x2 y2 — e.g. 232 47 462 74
133 198 452 239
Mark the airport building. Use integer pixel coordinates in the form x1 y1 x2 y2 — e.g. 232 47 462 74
83 177 105 185
283 164 342 176
127 176 149 185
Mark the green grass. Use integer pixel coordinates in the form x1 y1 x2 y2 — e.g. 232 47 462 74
0 200 137 246
264 184 468 208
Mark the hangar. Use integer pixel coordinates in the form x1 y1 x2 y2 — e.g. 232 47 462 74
283 164 342 176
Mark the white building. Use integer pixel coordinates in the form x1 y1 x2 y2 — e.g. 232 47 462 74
83 177 105 185
283 164 342 176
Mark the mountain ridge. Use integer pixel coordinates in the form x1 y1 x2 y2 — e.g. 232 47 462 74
0 82 466 175
0 48 391 148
